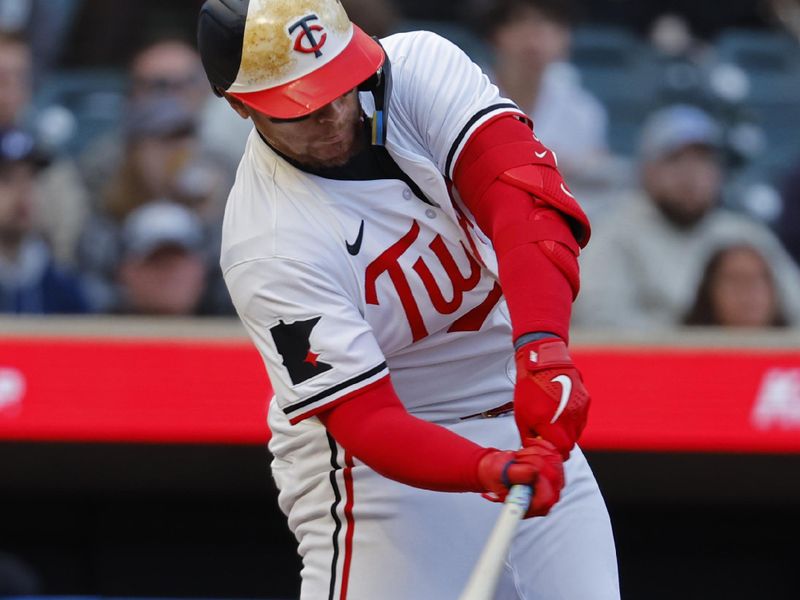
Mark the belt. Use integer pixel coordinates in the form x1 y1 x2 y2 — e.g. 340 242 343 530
460 401 514 421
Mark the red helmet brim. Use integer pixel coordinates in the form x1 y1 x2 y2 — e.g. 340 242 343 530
229 25 385 120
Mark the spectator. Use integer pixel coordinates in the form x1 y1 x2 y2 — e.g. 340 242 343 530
767 0 800 41
0 127 89 313
573 104 800 329
471 0 609 177
116 201 212 315
342 0 400 38
0 31 90 266
126 35 248 174
0 0 83 78
128 37 209 113
0 31 31 129
684 244 788 327
105 95 228 222
78 95 232 312
80 36 243 203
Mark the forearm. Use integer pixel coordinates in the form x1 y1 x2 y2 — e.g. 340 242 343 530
318 377 566 517
319 377 490 492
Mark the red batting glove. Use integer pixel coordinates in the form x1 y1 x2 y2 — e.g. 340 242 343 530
514 338 590 459
476 439 564 518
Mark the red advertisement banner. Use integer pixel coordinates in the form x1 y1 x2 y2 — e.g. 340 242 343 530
0 338 272 444
1 336 799 452
577 347 800 453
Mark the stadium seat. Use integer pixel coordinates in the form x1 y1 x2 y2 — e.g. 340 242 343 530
32 69 127 156
570 26 659 104
713 29 800 157
570 26 661 156
747 103 800 156
715 29 800 75
716 29 800 98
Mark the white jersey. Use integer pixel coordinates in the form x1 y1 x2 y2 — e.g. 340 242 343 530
222 31 529 427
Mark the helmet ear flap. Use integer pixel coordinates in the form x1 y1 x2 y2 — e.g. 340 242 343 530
198 0 248 94
360 66 389 146
358 35 384 93
358 70 381 92
358 36 392 146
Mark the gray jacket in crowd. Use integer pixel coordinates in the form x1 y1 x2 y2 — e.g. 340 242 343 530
573 195 800 329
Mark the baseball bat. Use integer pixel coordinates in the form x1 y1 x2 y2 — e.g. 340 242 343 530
458 485 533 600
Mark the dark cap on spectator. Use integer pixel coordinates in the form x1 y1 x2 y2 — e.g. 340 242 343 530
639 104 723 162
121 201 204 260
0 128 49 169
469 0 579 38
123 96 197 141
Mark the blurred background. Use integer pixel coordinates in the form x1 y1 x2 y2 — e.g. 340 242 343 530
1 0 800 598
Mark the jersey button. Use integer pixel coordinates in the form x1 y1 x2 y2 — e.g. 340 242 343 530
425 208 437 219
402 189 412 200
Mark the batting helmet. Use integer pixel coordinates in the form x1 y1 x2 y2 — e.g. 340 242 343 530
197 0 385 120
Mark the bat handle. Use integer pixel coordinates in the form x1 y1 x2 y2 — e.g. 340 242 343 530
458 485 533 600
504 484 533 516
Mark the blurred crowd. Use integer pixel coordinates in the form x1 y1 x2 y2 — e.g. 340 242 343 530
1 0 800 330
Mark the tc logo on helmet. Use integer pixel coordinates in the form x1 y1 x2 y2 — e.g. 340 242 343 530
289 14 328 58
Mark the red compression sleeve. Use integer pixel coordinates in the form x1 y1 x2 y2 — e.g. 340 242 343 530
453 116 576 341
318 377 490 493
476 180 573 340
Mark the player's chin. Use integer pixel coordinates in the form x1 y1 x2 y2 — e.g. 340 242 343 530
313 139 357 167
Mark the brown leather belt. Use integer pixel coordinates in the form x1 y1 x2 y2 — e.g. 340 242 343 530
460 401 514 421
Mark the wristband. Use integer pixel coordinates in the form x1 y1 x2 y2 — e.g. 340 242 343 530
514 331 562 351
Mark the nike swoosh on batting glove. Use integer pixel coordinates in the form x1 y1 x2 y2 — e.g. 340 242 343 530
513 338 590 459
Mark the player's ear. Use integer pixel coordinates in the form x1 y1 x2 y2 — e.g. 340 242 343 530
221 91 251 120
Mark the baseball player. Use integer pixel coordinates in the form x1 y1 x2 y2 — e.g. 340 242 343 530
197 1 619 598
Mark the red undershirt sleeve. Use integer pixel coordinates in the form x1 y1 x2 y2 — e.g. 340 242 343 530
318 376 490 493
453 115 579 341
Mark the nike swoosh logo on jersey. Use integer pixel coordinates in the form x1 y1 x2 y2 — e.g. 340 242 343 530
535 150 548 159
550 374 572 423
346 220 365 256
